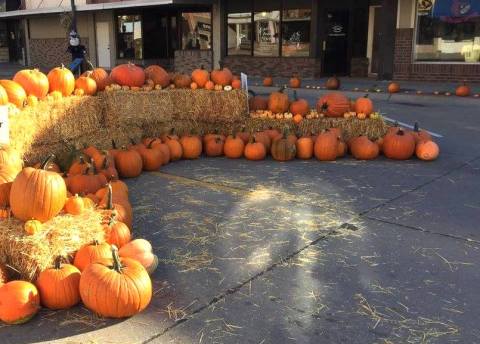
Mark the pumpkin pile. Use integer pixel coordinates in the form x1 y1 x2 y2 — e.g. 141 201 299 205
250 91 382 123
0 145 159 323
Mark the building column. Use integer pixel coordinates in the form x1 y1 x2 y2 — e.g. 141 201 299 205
212 0 225 69
377 0 398 80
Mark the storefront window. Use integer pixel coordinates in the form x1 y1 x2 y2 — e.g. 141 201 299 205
282 9 311 57
415 0 480 62
253 10 280 56
180 12 211 50
0 0 6 12
0 22 7 48
227 13 252 55
117 15 142 59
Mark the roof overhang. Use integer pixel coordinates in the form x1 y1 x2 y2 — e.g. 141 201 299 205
0 0 212 19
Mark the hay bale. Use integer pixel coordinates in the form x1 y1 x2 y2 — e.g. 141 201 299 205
245 117 388 140
9 96 104 159
0 209 105 281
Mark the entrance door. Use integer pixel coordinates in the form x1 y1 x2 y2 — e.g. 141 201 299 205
96 22 111 69
369 6 382 75
323 10 349 76
143 12 174 60
6 20 24 63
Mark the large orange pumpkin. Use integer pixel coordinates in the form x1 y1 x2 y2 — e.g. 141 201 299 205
289 90 310 116
350 136 379 160
114 148 143 178
80 245 152 318
111 63 145 87
10 155 67 222
0 85 7 105
268 87 290 113
0 281 40 324
47 65 75 96
83 67 110 91
316 92 350 117
205 137 225 157
0 79 27 108
271 129 296 162
145 65 170 88
314 130 338 161
383 129 416 160
191 66 210 88
13 69 49 99
296 135 314 159
224 135 245 159
165 136 183 161
211 63 233 86
75 74 97 96
244 137 266 161
35 257 81 310
354 95 374 115
66 165 107 195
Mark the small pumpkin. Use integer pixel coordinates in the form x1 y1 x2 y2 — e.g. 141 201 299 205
114 147 143 178
271 129 296 162
268 87 290 113
73 240 111 272
455 82 470 97
416 140 439 161
191 65 210 88
24 219 43 236
296 135 314 160
82 65 110 91
64 194 85 215
66 164 106 195
224 135 245 159
205 80 215 90
244 137 266 161
326 76 341 90
75 73 97 96
119 239 158 274
165 136 183 161
231 79 241 89
211 62 233 86
0 280 40 324
104 215 131 248
80 245 152 318
289 73 301 88
383 129 416 160
289 90 310 116
35 257 81 310
354 94 373 115
263 76 273 87
387 82 400 94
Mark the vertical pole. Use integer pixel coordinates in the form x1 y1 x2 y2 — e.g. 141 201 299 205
70 0 78 34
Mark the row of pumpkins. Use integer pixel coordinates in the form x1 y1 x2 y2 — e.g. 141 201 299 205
0 63 240 109
0 145 159 323
261 75 475 98
249 89 378 122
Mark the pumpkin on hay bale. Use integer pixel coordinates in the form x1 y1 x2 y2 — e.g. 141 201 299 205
0 208 105 281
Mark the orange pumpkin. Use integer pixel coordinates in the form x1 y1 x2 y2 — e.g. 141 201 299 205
211 63 233 86
263 76 273 87
47 65 75 96
296 135 314 160
354 95 373 115
111 63 145 87
254 132 272 154
165 136 183 161
289 90 310 116
455 82 470 97
268 87 290 113
173 74 192 88
82 67 110 91
13 69 49 99
411 122 432 143
136 144 163 171
271 129 296 162
316 92 350 117
388 82 400 94
289 74 301 88
0 164 17 207
114 148 143 178
416 140 439 161
0 280 40 324
0 79 26 108
383 129 416 160
190 82 198 90
224 135 245 159
75 74 97 96
73 240 111 272
80 245 152 317
314 130 338 161
35 257 81 310
244 137 266 161
10 155 67 222
180 134 202 159
205 80 215 90
350 136 379 160
249 91 268 111
105 217 131 248
68 155 90 175
24 219 43 236
65 194 85 215
205 137 225 157
119 239 158 274
65 165 107 195
236 127 250 144
232 79 241 89
326 76 341 90
0 85 8 105
191 66 210 88
145 65 170 88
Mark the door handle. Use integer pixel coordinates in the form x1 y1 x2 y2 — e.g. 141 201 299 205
323 41 326 51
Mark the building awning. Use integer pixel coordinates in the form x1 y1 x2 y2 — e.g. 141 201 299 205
0 0 213 19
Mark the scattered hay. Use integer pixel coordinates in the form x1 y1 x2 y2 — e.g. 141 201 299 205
0 209 105 281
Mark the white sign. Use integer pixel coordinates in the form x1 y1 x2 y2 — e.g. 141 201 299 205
0 106 9 144
240 73 248 93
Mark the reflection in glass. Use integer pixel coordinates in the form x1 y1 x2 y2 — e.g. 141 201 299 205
254 11 280 57
282 9 311 57
117 15 142 59
228 13 252 55
180 12 211 50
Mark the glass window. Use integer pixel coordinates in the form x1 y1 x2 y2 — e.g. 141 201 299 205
282 9 311 57
415 0 480 62
180 12 211 50
0 21 7 48
254 10 280 56
0 0 5 12
117 15 142 59
227 12 252 55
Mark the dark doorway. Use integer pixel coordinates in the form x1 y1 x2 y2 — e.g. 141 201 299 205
370 6 382 75
6 20 23 63
143 12 177 59
323 9 349 76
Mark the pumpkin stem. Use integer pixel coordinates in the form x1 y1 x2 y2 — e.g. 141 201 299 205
54 256 63 270
130 138 136 145
413 122 419 132
248 90 256 97
40 154 55 170
79 155 85 164
102 156 109 169
278 86 286 93
93 239 100 246
86 60 95 71
364 94 369 99
111 139 117 149
397 129 405 136
106 183 113 210
111 245 123 273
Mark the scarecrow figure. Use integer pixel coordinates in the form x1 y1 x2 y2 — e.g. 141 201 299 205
67 30 86 74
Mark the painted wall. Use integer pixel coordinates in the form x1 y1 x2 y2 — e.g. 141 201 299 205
397 0 415 29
